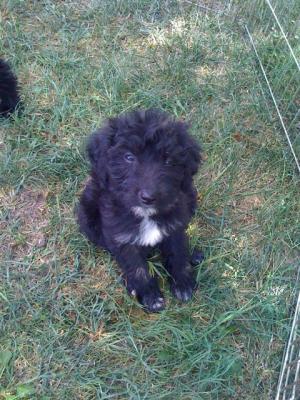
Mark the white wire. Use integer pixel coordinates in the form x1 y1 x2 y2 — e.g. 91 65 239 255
265 0 300 72
245 22 300 400
274 289 300 400
245 26 300 174
291 347 300 400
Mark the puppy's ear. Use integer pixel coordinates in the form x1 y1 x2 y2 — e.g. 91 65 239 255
179 124 202 192
185 137 202 176
87 123 115 188
176 121 202 177
87 130 110 166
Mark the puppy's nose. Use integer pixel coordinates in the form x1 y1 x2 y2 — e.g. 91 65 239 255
139 190 156 205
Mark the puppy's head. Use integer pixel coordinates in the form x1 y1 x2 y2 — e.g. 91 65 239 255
88 109 201 215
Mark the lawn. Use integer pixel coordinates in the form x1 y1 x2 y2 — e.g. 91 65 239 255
0 1 299 399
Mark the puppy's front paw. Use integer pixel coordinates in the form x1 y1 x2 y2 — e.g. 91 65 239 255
170 275 197 302
139 292 165 312
190 248 204 266
128 279 165 312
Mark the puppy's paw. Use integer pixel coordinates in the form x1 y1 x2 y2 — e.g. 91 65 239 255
139 292 165 312
170 276 197 302
190 248 204 266
128 279 165 312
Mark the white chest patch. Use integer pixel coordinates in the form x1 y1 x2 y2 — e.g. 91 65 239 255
135 217 165 247
114 207 168 246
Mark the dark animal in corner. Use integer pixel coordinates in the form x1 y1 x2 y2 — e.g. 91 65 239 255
77 109 204 312
0 59 21 118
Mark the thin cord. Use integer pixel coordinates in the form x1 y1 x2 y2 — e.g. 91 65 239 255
245 25 300 174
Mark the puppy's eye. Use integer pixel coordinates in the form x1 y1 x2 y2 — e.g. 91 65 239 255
124 153 135 163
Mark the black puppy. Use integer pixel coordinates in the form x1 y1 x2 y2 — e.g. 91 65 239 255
0 59 21 118
77 109 202 312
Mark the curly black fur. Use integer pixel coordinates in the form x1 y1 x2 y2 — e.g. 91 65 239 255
77 109 203 312
0 59 21 118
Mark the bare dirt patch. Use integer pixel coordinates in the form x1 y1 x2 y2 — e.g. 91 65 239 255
231 194 263 223
0 187 49 260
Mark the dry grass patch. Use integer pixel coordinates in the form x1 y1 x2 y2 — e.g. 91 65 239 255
0 188 49 261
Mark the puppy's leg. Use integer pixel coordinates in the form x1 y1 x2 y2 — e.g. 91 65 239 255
77 181 106 248
160 230 197 302
114 245 165 312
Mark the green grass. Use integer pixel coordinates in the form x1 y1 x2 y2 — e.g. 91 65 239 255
1 1 299 399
